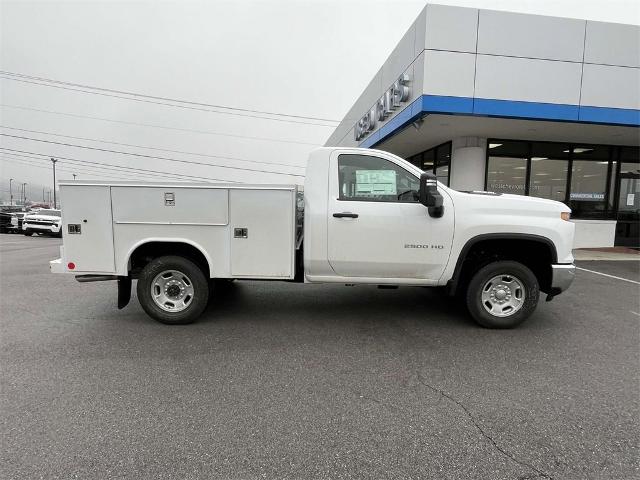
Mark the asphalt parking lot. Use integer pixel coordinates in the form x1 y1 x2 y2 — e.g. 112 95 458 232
1 235 638 480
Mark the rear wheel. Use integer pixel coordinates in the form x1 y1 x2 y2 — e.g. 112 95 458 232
137 255 209 325
466 261 539 328
23 230 33 236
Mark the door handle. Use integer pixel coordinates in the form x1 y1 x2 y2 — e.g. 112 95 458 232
333 212 359 218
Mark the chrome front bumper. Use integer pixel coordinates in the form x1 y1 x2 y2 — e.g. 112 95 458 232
551 264 576 294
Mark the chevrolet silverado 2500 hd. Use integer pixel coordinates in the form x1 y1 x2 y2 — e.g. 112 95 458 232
50 147 575 328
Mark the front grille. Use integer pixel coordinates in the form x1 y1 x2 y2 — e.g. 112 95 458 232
25 220 55 226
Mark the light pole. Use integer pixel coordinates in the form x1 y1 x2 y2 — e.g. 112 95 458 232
51 158 58 208
9 178 13 205
72 173 77 180
21 183 27 205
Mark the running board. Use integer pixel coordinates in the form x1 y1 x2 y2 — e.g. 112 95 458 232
75 275 118 282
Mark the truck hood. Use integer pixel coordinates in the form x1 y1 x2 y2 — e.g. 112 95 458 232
497 193 569 211
450 190 571 219
25 215 61 221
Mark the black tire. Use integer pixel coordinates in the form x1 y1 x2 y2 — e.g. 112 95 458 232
466 260 539 329
23 230 33 236
136 255 209 325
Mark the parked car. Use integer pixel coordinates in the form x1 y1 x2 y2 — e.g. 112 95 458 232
9 212 26 232
23 209 62 237
0 211 12 233
0 206 24 233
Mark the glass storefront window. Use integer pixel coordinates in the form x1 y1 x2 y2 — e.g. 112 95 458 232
567 145 610 218
404 142 451 185
530 158 568 201
529 143 570 202
569 160 608 218
423 149 435 172
487 141 529 157
435 143 451 186
487 156 527 195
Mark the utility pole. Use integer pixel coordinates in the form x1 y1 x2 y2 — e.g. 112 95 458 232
21 183 27 205
72 173 77 180
43 187 45 202
9 178 13 205
51 158 58 208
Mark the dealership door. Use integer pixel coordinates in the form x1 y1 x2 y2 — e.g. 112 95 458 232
614 173 639 247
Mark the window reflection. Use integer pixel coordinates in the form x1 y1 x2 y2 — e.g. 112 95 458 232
530 158 568 201
405 142 451 186
487 157 527 195
568 146 609 219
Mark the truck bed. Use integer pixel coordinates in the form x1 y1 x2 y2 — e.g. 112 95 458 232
57 180 299 279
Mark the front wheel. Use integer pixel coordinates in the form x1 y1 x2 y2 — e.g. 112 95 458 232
466 261 539 328
23 230 33 236
137 255 209 325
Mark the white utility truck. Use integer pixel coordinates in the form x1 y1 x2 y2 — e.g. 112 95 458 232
50 147 576 328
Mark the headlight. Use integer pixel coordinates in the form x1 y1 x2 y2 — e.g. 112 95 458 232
561 212 571 221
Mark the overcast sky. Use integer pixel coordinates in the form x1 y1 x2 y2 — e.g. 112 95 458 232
1 0 639 203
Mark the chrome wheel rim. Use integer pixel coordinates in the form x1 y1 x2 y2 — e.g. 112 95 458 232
151 270 195 312
481 274 526 317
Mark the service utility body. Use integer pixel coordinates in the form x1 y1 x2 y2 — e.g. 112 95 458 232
50 147 576 328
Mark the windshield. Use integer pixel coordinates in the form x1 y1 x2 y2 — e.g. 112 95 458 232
32 209 61 217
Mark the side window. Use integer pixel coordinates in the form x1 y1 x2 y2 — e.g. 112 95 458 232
338 154 419 202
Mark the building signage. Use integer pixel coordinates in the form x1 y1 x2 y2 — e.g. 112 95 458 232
569 192 605 201
354 74 410 141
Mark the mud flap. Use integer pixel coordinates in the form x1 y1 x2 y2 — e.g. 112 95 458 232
117 276 132 309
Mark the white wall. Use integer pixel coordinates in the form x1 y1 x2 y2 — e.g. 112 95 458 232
571 220 617 248
326 4 640 148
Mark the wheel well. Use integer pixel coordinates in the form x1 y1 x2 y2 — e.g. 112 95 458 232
451 237 556 295
128 242 210 278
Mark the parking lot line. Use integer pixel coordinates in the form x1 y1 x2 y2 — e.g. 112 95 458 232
576 267 640 285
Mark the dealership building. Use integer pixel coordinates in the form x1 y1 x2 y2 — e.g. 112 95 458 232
325 4 639 248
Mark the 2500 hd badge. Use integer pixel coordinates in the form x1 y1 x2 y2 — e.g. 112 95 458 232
404 244 444 249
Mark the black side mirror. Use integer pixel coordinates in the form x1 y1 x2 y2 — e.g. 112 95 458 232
419 172 444 218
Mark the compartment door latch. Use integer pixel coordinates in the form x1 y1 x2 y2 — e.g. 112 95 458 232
234 227 248 238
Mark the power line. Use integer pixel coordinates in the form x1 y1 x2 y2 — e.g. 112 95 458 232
0 104 321 146
0 133 305 178
0 125 305 170
1 154 172 181
1 156 141 181
0 148 242 183
0 70 340 123
0 73 338 127
1 157 193 184
3 150 206 181
1 151 238 183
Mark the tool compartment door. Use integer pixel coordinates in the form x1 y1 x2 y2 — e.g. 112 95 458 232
229 188 295 278
61 185 115 272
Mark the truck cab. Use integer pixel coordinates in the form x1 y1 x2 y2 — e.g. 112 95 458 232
51 147 576 328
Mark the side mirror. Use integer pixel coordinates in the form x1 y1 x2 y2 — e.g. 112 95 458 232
419 172 444 218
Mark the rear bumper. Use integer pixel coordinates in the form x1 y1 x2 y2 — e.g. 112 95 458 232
50 258 65 274
550 263 575 294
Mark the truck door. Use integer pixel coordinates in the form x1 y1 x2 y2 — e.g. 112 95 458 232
327 152 454 280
